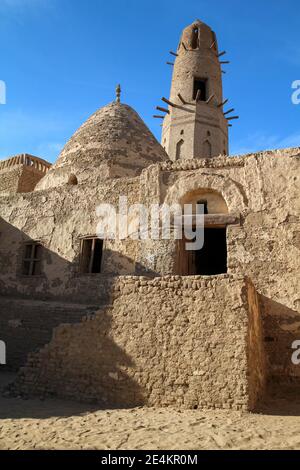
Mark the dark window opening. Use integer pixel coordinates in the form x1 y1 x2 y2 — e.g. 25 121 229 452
80 238 103 273
203 140 212 157
22 243 42 276
193 78 207 101
197 199 208 214
191 27 199 49
176 139 184 160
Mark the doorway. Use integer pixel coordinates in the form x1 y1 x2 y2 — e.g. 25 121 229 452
178 227 227 275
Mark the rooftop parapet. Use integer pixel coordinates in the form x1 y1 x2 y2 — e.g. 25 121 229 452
0 154 51 174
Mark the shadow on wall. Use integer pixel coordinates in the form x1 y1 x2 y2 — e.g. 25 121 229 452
260 295 300 385
0 217 146 411
0 217 157 304
8 305 145 412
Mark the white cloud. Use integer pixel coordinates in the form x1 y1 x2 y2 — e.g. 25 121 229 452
231 131 300 156
0 109 69 162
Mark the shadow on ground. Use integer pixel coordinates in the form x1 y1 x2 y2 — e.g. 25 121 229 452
0 372 102 419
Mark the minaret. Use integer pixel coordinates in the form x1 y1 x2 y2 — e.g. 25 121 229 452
161 20 229 161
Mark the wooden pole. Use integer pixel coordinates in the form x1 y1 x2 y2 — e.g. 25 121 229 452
156 106 170 114
206 94 215 104
195 89 201 102
227 116 239 121
224 108 235 115
218 99 228 108
217 51 226 58
162 97 176 107
177 93 186 104
153 115 165 119
166 62 174 66
169 51 178 57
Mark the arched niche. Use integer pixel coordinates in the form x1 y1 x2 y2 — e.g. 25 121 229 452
179 188 228 214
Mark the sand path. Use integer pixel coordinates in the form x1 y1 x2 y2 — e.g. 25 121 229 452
1 373 300 450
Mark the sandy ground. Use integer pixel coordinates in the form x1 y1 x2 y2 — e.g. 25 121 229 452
1 373 300 450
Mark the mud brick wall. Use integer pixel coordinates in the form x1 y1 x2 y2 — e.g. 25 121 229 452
0 297 99 369
0 165 46 196
13 275 266 410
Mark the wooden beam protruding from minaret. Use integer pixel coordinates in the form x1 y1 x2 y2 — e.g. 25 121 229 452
169 51 178 57
206 94 215 104
166 62 174 66
218 99 229 108
224 108 235 115
195 90 201 102
156 106 170 114
161 97 176 107
217 51 226 58
153 115 165 119
226 115 239 121
177 93 186 104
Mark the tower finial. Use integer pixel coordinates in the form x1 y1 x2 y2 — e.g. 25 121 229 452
116 84 121 103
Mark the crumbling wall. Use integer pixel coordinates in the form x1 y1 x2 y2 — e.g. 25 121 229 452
12 275 265 411
0 297 99 369
0 166 23 196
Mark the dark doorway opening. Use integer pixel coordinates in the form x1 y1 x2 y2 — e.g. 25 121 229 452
193 78 207 101
178 227 227 275
195 227 227 275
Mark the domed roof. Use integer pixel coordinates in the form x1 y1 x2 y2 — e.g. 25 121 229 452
36 101 168 191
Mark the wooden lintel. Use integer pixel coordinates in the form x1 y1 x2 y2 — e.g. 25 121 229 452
210 41 216 49
182 42 187 51
180 214 240 227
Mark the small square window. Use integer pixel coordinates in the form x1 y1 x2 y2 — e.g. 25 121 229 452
193 78 207 101
80 238 103 274
22 242 42 276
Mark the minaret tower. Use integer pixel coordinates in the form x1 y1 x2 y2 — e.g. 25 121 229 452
161 20 229 161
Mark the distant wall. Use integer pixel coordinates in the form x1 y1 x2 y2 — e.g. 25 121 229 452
12 275 266 411
0 155 51 196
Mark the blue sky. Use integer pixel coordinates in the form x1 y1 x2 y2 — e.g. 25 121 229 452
0 0 299 162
